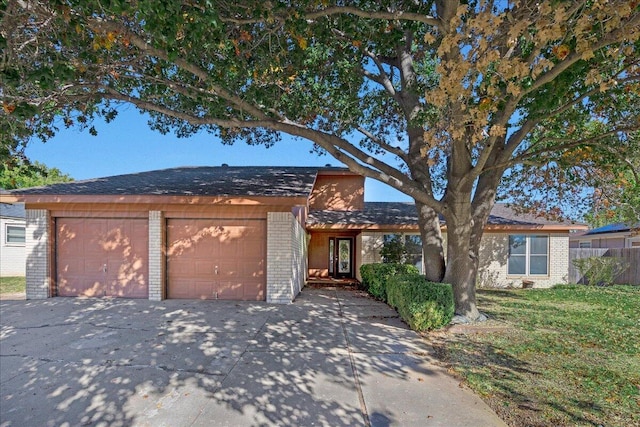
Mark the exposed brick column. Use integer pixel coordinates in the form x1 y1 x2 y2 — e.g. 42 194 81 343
148 211 165 301
25 209 51 299
267 212 305 304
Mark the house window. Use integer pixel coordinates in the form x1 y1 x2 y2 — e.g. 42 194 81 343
508 235 548 276
578 241 591 249
382 233 423 273
6 225 26 245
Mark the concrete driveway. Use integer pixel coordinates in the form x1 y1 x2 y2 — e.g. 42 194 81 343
0 288 505 427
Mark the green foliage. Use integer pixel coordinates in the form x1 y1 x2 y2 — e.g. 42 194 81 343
359 263 419 301
572 257 630 286
386 274 454 331
380 234 406 264
0 159 72 190
439 286 640 426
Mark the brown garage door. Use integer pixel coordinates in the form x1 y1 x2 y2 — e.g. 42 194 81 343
167 219 265 300
56 218 149 298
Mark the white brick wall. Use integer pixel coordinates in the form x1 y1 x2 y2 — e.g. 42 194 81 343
266 212 306 303
148 211 165 301
477 233 569 288
360 231 571 288
0 218 26 276
25 209 50 299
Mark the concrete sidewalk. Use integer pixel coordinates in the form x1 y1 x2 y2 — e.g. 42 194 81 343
0 288 506 426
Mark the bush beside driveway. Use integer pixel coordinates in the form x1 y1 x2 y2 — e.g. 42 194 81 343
0 288 505 427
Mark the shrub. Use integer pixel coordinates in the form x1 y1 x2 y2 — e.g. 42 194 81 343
572 256 629 286
359 263 419 301
386 274 454 331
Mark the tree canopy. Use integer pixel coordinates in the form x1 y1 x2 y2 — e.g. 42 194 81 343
0 158 73 190
1 0 638 319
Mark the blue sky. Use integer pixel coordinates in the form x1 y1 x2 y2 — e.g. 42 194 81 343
25 106 411 202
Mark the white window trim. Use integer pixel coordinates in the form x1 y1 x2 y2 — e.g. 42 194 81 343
4 223 26 246
507 234 550 277
382 232 424 274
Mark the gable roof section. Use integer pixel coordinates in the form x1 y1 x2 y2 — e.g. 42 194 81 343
307 202 585 230
10 166 336 198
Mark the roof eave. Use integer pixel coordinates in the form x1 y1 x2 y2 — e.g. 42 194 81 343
20 194 309 206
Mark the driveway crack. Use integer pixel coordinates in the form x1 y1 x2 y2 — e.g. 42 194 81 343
336 291 371 427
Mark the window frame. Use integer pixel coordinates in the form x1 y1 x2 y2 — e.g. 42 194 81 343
507 234 549 277
578 241 592 249
381 232 424 274
5 223 26 246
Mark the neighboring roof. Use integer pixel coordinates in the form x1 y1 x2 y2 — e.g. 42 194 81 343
0 202 26 219
582 222 638 236
10 166 344 198
307 202 585 228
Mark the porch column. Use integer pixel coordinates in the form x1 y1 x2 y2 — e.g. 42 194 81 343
25 209 51 299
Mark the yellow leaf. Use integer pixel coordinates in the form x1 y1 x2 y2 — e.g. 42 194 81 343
297 36 308 50
2 103 16 114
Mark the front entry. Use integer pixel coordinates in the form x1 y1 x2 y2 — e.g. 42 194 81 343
329 237 354 279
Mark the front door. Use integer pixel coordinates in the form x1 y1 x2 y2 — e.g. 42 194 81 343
333 237 353 278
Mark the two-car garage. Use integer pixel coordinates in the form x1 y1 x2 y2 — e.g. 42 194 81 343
55 217 266 300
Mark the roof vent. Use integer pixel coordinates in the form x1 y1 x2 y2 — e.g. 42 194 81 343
221 163 229 167
325 164 331 167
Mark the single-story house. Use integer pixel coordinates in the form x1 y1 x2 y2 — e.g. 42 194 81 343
0 198 26 277
1 166 587 302
569 223 640 249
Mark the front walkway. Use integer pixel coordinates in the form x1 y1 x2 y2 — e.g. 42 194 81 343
0 287 505 426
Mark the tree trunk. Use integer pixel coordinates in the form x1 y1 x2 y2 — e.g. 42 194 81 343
416 201 445 282
442 202 482 321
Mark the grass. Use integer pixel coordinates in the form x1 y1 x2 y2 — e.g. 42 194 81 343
430 285 640 427
0 276 26 294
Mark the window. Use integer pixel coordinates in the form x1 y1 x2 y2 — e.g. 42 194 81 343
5 225 26 245
508 235 548 276
578 241 592 249
382 233 423 273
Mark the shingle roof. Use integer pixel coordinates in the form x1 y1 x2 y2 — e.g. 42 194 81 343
11 166 340 198
307 202 582 227
583 222 638 235
0 202 25 219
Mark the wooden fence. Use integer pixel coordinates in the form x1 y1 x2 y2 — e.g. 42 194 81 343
569 248 640 285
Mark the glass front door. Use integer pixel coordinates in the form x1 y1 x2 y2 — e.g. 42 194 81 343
335 238 353 278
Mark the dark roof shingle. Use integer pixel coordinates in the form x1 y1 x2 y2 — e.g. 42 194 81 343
0 202 25 219
583 222 639 235
11 166 336 198
307 202 581 227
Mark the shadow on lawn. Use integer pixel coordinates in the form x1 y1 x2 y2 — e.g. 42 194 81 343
430 327 608 427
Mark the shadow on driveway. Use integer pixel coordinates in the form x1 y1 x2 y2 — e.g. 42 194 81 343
0 288 505 426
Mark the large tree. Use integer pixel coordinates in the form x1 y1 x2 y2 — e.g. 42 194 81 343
2 1 639 320
0 158 73 190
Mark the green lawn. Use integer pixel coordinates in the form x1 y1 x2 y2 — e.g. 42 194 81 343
0 276 26 294
431 285 640 427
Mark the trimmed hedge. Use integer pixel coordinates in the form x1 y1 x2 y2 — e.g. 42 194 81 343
360 263 419 301
386 274 455 331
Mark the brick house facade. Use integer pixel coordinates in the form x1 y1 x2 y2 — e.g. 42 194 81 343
2 166 587 301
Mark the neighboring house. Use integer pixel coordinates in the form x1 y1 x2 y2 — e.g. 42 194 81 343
0 199 26 277
570 223 640 249
1 166 587 302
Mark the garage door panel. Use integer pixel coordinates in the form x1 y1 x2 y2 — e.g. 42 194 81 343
56 218 148 298
167 219 265 300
